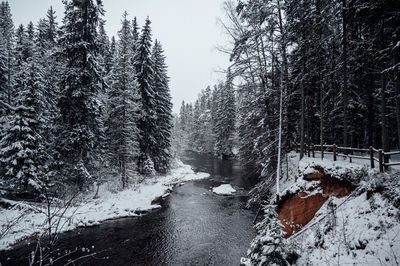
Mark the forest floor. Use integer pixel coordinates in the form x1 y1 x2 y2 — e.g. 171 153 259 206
277 152 400 265
0 160 209 251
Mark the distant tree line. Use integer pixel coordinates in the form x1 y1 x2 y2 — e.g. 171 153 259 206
174 69 236 158
0 0 173 198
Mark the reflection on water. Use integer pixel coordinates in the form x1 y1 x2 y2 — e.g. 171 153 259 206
0 152 257 266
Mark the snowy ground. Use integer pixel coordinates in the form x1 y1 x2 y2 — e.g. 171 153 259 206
212 184 236 195
292 191 400 265
0 160 209 251
275 152 400 265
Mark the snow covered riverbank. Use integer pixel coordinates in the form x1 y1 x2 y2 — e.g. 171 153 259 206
246 152 400 265
0 160 209 251
289 157 400 265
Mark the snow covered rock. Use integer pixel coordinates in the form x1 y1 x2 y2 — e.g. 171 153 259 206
212 184 236 195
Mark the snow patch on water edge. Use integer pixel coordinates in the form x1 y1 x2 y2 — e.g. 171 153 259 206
212 184 236 195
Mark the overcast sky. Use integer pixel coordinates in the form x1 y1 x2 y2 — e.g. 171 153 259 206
8 0 230 113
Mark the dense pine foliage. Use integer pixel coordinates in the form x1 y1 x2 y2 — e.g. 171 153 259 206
177 0 400 202
248 205 289 265
0 0 173 197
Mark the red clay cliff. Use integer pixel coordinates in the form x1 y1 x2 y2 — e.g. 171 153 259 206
277 167 355 237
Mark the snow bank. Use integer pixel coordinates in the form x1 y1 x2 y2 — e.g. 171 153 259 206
275 154 400 265
278 155 371 200
0 160 209 251
299 156 369 182
291 192 400 265
212 184 236 195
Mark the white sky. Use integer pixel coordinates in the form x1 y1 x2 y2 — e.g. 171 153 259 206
8 0 230 113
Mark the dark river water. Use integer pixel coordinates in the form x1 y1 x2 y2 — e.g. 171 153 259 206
0 152 257 266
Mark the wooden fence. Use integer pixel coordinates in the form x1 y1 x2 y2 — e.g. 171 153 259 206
295 143 400 173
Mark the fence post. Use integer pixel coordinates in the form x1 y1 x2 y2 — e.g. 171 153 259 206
296 143 298 153
312 144 315 158
378 149 383 173
384 152 389 171
369 146 374 169
333 144 337 161
321 143 324 160
349 149 352 163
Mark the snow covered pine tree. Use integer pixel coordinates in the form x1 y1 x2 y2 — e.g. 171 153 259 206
248 205 289 266
151 40 173 173
133 17 158 175
56 0 105 190
106 11 140 188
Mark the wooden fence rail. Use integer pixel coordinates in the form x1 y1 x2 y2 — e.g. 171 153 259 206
295 143 400 173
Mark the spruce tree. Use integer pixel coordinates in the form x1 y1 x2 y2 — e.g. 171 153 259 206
0 31 7 99
0 33 46 195
56 0 105 189
0 1 14 178
36 19 48 51
0 0 14 105
131 17 139 52
202 87 215 153
190 99 202 151
190 86 214 153
214 70 235 157
106 11 140 187
133 17 157 174
13 24 30 102
0 104 41 195
37 7 60 110
34 15 61 189
182 87 215 154
97 19 112 75
173 101 190 154
110 36 116 58
151 40 173 173
14 24 26 72
248 205 289 266
36 7 61 154
44 6 58 46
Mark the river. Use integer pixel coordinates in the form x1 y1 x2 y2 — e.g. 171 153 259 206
0 152 257 266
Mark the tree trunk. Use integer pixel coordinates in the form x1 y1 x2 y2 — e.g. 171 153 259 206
381 73 389 169
394 45 400 148
320 85 324 160
7 50 12 105
277 0 289 153
276 0 287 189
367 80 374 147
122 158 126 188
316 0 323 159
300 57 305 159
299 11 306 160
276 70 283 195
342 0 349 147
